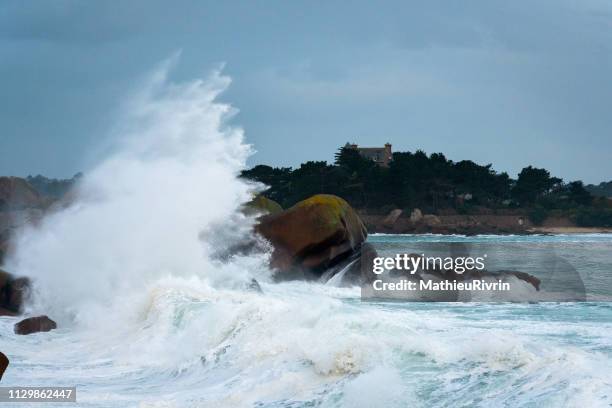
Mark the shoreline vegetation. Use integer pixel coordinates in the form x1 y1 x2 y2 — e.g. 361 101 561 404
241 145 612 235
1 142 611 259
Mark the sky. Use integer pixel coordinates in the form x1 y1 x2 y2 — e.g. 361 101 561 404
1 0 611 183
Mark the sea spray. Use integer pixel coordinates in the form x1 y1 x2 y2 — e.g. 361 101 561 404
6 56 270 325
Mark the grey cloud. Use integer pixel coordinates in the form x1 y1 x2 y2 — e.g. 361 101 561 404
1 0 611 182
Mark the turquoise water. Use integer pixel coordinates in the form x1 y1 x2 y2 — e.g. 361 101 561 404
370 233 612 301
1 234 611 407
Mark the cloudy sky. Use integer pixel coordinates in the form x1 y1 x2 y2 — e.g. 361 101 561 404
1 0 611 183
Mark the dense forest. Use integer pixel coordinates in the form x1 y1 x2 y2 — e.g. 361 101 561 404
241 146 612 227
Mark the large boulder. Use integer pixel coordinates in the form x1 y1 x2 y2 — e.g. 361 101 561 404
256 194 367 276
0 352 7 381
410 208 423 223
0 177 42 210
0 269 31 316
422 214 441 226
14 315 57 335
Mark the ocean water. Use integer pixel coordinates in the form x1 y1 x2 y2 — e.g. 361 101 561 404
369 233 612 302
1 235 612 407
1 60 611 407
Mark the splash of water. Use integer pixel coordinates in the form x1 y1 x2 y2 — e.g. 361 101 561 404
7 56 269 325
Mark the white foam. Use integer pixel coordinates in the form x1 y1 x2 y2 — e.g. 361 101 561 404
6 56 267 325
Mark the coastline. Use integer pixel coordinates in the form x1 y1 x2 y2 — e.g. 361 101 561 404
527 226 612 234
368 230 612 236
360 212 612 235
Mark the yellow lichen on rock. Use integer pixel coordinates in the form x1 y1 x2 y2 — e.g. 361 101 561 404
256 194 367 274
244 195 283 215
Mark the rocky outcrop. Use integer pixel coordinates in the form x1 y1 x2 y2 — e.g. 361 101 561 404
14 316 57 335
422 214 441 226
0 352 7 381
410 208 423 223
0 269 30 316
244 195 283 215
382 209 402 228
0 177 43 210
361 212 538 235
257 194 367 278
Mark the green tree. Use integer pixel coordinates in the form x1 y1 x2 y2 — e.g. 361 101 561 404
512 166 562 205
567 181 593 206
240 147 607 225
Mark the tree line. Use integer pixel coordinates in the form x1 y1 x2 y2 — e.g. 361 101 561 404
241 146 612 227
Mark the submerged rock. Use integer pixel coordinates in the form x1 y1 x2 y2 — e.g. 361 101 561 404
14 315 57 335
247 278 263 293
257 194 367 278
0 351 8 381
495 270 541 291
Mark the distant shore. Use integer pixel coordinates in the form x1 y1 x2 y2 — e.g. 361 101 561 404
360 211 612 235
527 226 612 234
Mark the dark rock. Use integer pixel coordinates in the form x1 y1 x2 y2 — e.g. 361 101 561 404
325 242 382 286
256 194 367 277
460 269 541 291
0 269 10 293
498 270 541 291
5 277 30 312
14 315 57 335
0 352 7 381
0 308 18 317
247 278 263 293
0 269 30 315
